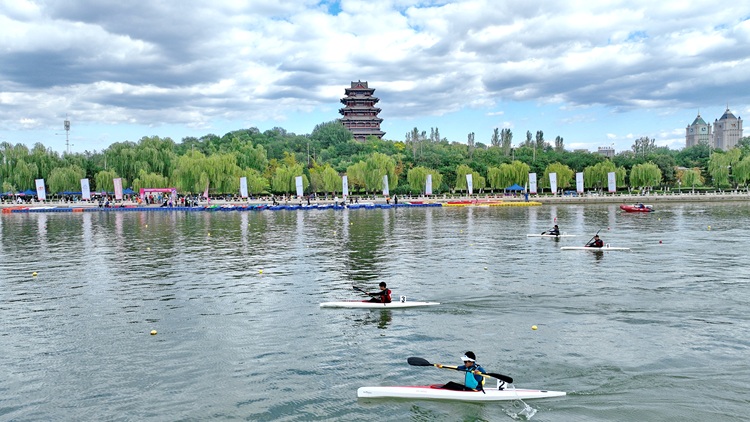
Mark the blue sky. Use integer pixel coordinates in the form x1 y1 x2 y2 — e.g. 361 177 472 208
1 0 749 154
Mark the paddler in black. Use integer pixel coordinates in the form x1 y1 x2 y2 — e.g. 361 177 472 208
545 224 560 236
367 282 392 303
586 234 604 247
437 351 489 391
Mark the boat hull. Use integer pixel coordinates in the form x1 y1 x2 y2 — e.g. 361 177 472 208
320 300 440 309
561 246 630 251
357 385 566 401
620 204 654 212
527 234 577 238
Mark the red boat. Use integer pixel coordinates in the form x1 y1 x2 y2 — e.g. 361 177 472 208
620 204 654 212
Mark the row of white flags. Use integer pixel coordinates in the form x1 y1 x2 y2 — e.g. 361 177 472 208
30 171 618 201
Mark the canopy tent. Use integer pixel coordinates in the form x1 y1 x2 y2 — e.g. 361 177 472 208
122 188 135 195
22 189 36 196
0 191 13 196
504 183 525 191
60 191 83 195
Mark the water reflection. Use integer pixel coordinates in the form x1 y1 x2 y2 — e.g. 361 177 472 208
351 309 393 330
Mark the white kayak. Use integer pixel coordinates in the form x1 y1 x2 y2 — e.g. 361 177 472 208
357 385 566 401
527 233 577 238
561 245 630 251
320 300 440 309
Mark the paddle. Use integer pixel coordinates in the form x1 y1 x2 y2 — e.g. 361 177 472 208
352 285 370 296
407 356 513 383
584 228 602 247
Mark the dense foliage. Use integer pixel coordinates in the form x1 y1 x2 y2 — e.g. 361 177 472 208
2 123 749 196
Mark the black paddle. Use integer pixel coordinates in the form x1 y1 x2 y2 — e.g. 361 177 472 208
352 285 372 296
407 356 513 383
584 228 602 247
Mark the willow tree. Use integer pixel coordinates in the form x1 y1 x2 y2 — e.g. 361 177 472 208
454 164 486 193
407 166 443 194
730 155 750 188
346 152 397 193
243 168 269 194
541 162 574 191
172 150 242 194
271 163 308 194
583 160 626 190
487 161 529 191
48 165 86 193
132 169 170 191
11 159 38 191
629 162 662 189
676 168 704 192
708 149 741 187
94 170 121 193
309 162 341 194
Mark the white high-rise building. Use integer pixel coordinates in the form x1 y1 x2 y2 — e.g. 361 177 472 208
686 108 743 150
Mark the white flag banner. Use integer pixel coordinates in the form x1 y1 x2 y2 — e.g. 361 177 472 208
529 173 538 194
608 171 617 193
35 178 46 201
342 175 349 198
81 178 91 200
425 174 433 195
576 172 584 193
113 178 123 200
466 174 474 195
295 176 304 198
239 177 248 198
382 175 390 196
549 173 558 195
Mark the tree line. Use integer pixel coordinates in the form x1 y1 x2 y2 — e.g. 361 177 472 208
2 121 749 197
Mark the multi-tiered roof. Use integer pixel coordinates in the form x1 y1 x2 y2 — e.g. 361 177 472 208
339 81 385 142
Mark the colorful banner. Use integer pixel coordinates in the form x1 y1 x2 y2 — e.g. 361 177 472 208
203 182 209 199
81 178 91 200
576 172 584 193
35 178 46 201
382 175 389 196
529 173 537 194
466 174 473 195
113 178 123 200
549 173 558 195
239 177 248 198
342 175 349 198
425 174 433 195
295 176 304 198
608 171 617 193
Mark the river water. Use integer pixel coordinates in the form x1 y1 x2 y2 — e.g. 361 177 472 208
1 203 748 421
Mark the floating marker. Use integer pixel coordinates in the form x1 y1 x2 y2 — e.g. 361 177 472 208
531 325 538 330
259 269 263 274
150 330 157 335
145 224 148 228
484 267 488 270
32 272 38 277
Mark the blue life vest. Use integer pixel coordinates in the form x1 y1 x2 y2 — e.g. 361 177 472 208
463 363 484 390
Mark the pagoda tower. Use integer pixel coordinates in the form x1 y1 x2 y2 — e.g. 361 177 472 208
339 81 385 142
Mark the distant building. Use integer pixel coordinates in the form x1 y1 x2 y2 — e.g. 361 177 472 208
338 81 385 142
685 113 711 148
713 108 743 150
597 146 615 158
686 108 743 150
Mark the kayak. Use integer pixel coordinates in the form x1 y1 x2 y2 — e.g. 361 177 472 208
527 233 577 238
620 204 654 212
320 300 440 309
561 245 630 251
357 385 566 401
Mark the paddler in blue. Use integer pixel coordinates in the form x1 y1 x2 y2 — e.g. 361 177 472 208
367 282 392 303
546 224 560 236
437 351 488 391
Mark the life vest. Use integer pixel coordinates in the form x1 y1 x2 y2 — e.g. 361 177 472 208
381 289 392 303
463 363 484 390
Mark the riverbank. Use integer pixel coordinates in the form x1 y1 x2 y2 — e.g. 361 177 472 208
2 190 750 209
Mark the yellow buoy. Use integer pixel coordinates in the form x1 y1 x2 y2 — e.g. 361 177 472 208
147 247 150 251
531 325 538 330
484 267 488 270
145 224 148 228
32 272 38 277
259 269 263 274
208 232 211 236
150 330 157 335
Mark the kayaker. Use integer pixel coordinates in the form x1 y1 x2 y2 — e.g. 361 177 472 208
546 224 560 236
586 234 604 247
367 282 392 303
437 351 490 391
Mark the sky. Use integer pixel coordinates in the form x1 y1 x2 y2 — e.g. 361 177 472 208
1 0 749 155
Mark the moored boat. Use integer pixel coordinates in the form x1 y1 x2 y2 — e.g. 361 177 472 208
357 385 566 401
620 204 654 212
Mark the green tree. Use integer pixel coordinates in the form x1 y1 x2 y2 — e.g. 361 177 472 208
708 148 741 187
94 170 121 193
541 162 574 192
407 166 443 194
629 162 662 189
48 165 85 193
